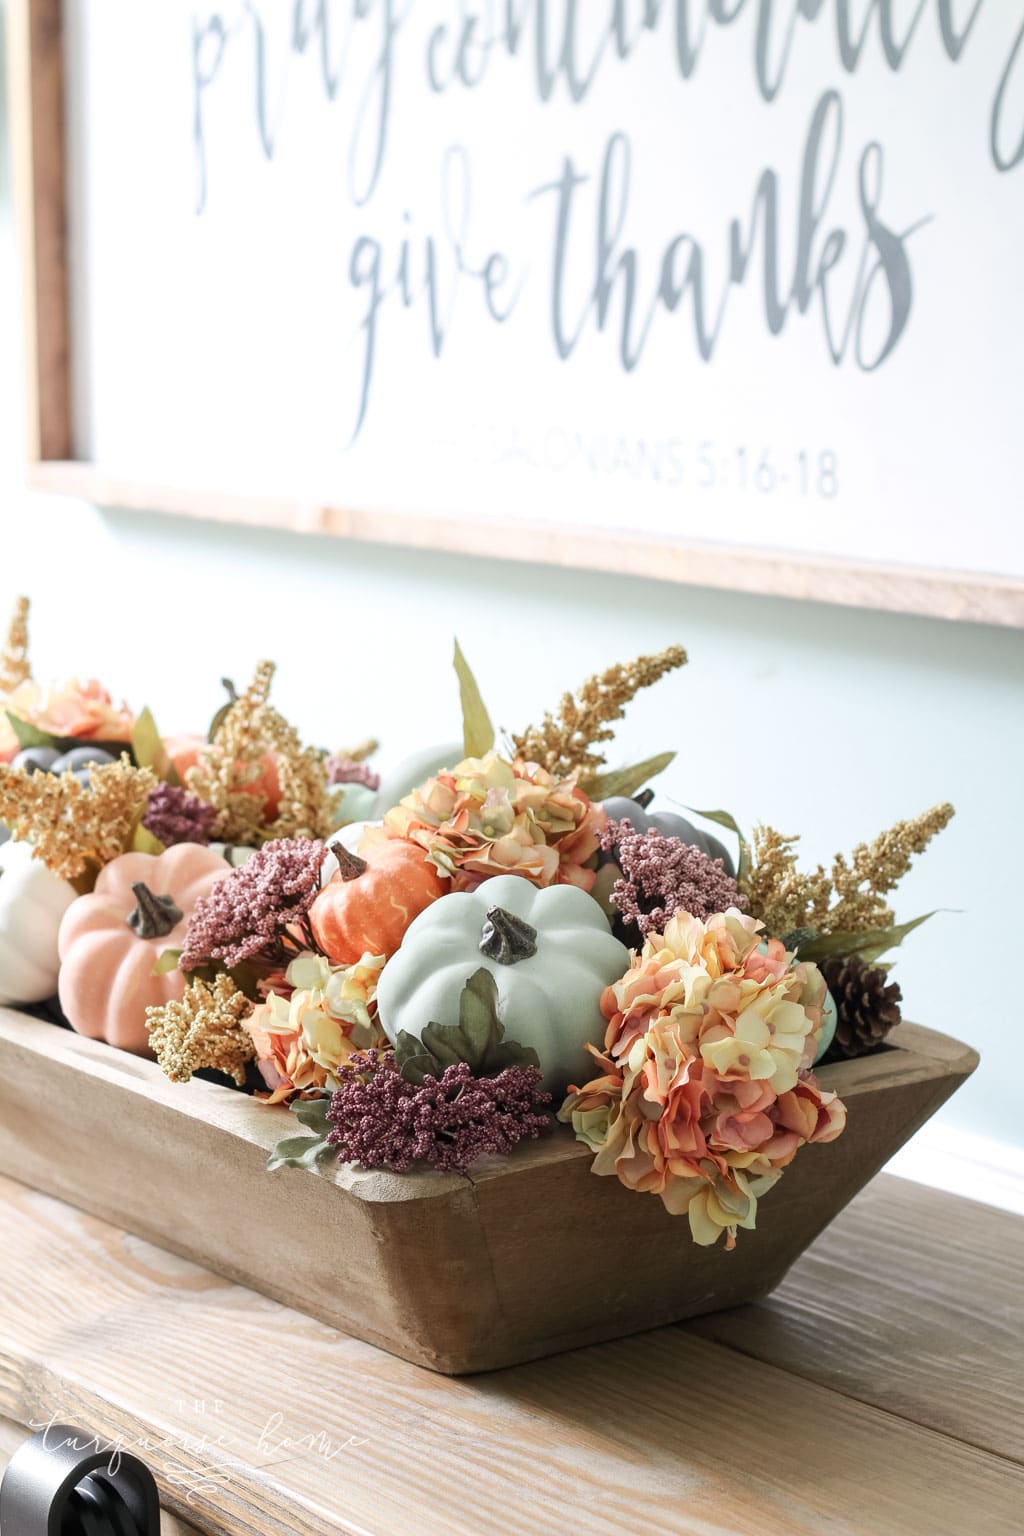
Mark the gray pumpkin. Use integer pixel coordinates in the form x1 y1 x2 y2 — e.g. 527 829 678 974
600 791 734 875
12 745 118 787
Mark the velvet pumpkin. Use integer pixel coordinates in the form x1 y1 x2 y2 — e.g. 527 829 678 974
376 874 629 1093
12 745 117 784
600 791 734 874
309 840 445 965
57 842 230 1054
372 740 463 819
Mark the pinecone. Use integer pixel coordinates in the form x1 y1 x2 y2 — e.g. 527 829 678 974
819 954 903 1061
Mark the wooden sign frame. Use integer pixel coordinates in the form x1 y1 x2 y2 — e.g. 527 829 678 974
9 0 1024 629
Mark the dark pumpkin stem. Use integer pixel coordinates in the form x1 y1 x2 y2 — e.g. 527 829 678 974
328 841 368 881
479 906 538 965
127 882 183 941
634 788 655 810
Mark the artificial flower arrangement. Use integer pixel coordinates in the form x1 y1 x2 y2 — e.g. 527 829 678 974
0 597 954 1253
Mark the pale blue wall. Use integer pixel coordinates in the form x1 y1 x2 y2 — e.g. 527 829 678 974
1 11 1021 1151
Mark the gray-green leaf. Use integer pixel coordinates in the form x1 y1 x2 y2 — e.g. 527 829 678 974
266 1134 333 1172
584 752 676 801
267 1095 335 1172
395 968 539 1085
794 911 940 967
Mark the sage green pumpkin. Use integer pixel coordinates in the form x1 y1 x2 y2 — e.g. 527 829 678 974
376 874 629 1093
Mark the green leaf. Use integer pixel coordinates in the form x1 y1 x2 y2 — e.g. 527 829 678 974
266 1134 333 1172
795 911 940 967
132 823 166 856
151 947 182 978
453 639 495 759
392 1040 441 1088
267 1096 335 1172
291 1096 331 1135
395 968 540 1086
4 713 63 751
132 706 181 786
683 805 751 886
584 752 676 801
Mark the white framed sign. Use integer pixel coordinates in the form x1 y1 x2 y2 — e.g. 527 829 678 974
11 0 1024 623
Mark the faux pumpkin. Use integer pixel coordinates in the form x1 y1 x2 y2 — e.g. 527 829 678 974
57 842 230 1053
11 745 117 784
309 839 445 965
372 740 462 818
601 791 734 873
376 873 629 1092
322 819 378 875
164 732 282 819
0 840 77 1005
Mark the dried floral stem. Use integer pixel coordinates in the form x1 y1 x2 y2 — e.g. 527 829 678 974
511 645 687 784
186 660 334 842
337 737 379 763
146 973 255 1085
743 803 955 938
0 595 31 695
0 756 156 881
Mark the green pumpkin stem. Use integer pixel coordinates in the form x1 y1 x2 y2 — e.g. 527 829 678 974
328 842 368 882
479 906 538 965
634 788 655 810
127 882 183 941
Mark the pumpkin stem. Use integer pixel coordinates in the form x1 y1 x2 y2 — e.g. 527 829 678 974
479 906 538 965
634 788 655 810
328 841 368 882
127 882 184 941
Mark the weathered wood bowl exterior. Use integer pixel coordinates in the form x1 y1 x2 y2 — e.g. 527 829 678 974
0 1008 976 1374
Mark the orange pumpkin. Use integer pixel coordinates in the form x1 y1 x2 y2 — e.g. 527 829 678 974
57 843 230 1054
310 841 445 965
163 732 282 820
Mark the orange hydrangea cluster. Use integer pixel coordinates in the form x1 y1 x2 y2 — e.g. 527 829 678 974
382 750 606 891
559 909 846 1248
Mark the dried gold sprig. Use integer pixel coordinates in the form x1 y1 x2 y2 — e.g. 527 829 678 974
0 594 31 695
146 973 255 1086
0 756 156 882
511 645 688 784
743 826 832 940
826 802 955 933
186 661 334 843
337 736 379 763
743 803 955 938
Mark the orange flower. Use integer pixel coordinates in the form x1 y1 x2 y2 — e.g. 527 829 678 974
0 677 134 759
559 909 847 1247
245 951 386 1104
382 750 606 892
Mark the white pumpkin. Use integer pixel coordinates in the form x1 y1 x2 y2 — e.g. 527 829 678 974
372 740 463 819
0 840 77 1005
209 841 257 868
376 874 629 1093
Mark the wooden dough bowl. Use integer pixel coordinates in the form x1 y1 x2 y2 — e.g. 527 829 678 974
0 1007 976 1374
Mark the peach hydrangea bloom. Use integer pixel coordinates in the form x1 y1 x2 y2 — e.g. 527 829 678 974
245 950 386 1104
560 909 846 1248
0 677 135 760
382 750 606 892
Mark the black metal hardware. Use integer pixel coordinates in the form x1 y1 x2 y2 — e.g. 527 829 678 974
0 1424 160 1535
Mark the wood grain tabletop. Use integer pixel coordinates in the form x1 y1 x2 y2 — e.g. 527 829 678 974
0 1170 1019 1536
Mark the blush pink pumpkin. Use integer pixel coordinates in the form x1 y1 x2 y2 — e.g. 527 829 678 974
58 842 230 1054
